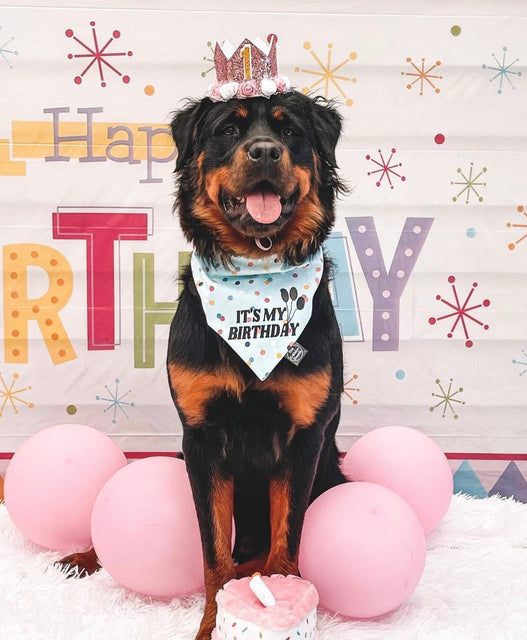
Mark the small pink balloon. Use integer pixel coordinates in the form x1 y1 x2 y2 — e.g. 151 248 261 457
342 426 453 534
91 456 204 599
5 424 127 552
299 482 426 619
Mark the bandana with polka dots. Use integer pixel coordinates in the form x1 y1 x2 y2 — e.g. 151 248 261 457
190 249 324 380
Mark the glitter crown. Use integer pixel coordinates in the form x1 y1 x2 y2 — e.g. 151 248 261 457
208 34 291 102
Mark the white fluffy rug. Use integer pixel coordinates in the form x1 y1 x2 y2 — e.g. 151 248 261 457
1 494 527 640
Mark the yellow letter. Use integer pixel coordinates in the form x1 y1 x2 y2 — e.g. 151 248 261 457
3 244 76 364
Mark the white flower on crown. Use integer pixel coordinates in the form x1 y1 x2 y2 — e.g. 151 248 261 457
260 78 278 97
219 82 239 100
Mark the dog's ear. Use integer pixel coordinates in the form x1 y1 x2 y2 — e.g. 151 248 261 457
310 97 343 168
170 98 211 172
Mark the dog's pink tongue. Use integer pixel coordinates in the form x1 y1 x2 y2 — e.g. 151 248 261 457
245 191 282 224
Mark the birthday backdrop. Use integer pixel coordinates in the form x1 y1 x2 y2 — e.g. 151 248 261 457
1 1 527 501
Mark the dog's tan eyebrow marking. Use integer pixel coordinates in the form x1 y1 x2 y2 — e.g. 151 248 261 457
272 107 286 121
235 106 248 118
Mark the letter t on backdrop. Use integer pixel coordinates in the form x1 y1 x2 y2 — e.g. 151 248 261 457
53 209 149 351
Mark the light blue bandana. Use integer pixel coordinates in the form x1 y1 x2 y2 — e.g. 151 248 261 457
191 249 324 380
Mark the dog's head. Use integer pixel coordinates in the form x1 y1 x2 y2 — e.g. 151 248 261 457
170 91 345 264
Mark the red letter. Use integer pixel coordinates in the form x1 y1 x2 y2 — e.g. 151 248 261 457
53 208 149 350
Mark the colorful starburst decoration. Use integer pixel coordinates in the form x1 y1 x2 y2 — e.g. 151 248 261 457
512 349 527 377
0 372 33 417
366 148 406 189
65 20 133 87
201 40 215 78
482 46 521 94
430 377 465 419
344 374 360 404
451 162 487 204
96 378 135 424
295 42 357 106
402 57 443 95
429 276 490 348
0 25 18 68
507 205 527 250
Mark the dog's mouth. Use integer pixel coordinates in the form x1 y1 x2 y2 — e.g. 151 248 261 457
220 182 298 237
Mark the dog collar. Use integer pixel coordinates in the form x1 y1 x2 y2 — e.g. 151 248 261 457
191 249 324 380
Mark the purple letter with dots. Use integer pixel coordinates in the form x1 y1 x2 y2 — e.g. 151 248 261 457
346 217 433 351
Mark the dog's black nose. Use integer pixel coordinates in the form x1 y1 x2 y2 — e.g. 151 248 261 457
247 140 282 164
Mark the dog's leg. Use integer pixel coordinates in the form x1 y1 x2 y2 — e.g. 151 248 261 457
310 409 348 501
198 475 236 640
183 444 236 640
263 472 299 576
263 428 323 577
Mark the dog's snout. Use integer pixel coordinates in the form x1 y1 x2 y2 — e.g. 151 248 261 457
247 140 282 164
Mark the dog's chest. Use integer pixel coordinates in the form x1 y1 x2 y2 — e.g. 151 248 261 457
196 373 330 478
168 359 331 433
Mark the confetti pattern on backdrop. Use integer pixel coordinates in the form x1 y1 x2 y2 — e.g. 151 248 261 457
1 2 527 500
65 20 133 87
401 57 443 95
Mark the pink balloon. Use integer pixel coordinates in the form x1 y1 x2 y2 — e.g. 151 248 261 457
91 456 204 599
342 426 453 534
299 482 426 619
5 423 127 552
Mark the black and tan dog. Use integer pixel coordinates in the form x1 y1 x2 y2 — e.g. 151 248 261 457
168 90 348 639
58 89 347 640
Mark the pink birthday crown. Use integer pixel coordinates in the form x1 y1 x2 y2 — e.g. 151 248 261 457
207 34 291 102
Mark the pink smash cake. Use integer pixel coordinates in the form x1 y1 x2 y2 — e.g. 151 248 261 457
212 574 319 640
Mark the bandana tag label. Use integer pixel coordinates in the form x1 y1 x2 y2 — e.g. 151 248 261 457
285 342 308 366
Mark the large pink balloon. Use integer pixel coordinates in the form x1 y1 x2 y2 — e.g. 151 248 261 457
4 424 127 552
299 482 426 619
91 456 204 599
342 426 453 534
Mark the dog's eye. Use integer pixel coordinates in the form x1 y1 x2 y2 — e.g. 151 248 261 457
223 125 238 136
282 127 296 138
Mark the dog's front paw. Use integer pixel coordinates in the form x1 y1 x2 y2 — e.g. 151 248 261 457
55 548 101 578
195 622 214 640
195 598 219 640
263 556 298 578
